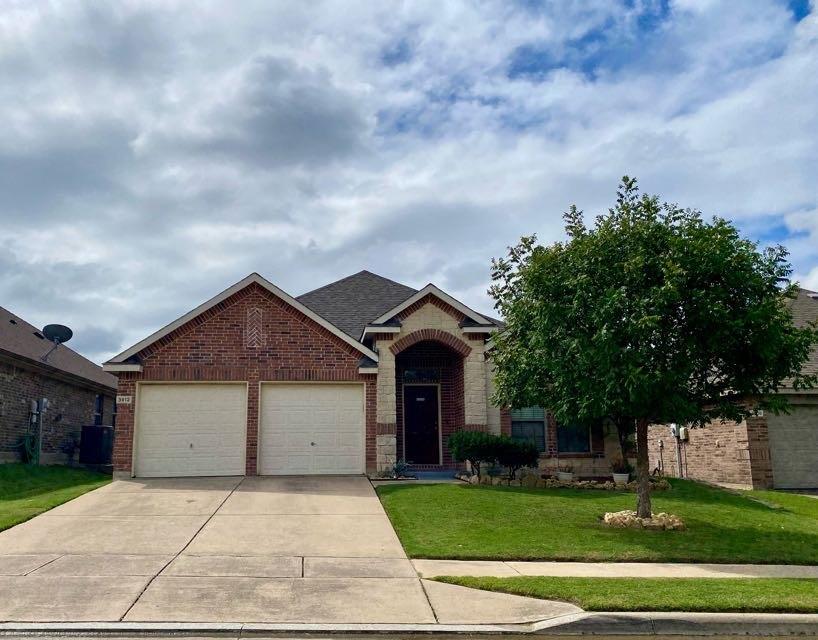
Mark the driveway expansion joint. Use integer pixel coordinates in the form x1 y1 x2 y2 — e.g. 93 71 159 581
118 476 246 621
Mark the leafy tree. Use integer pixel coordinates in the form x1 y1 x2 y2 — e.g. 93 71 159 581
490 177 818 517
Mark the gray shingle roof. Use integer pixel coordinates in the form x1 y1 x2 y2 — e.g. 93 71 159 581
790 288 818 383
297 271 418 339
0 306 117 389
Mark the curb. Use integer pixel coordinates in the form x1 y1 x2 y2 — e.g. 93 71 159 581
533 611 818 635
1 613 818 636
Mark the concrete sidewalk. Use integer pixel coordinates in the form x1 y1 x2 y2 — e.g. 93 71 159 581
414 558 818 578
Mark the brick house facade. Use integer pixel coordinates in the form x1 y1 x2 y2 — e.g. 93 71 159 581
102 271 657 479
110 281 378 475
1 306 116 463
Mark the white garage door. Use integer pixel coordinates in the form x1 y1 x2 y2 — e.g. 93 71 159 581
259 383 365 475
135 384 247 477
768 405 818 489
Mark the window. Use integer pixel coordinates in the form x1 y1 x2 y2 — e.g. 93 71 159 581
557 423 591 453
511 407 546 452
403 368 440 383
93 394 104 426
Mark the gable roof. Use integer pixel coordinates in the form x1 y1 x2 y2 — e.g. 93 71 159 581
297 270 418 340
0 306 116 390
369 283 495 330
790 288 818 383
105 273 379 368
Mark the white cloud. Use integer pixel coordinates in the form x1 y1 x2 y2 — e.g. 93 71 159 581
0 0 815 363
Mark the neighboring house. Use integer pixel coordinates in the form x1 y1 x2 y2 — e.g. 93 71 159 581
0 306 117 463
647 288 818 490
103 271 622 478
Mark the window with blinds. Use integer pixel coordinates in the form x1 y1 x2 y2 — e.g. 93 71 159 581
510 406 546 452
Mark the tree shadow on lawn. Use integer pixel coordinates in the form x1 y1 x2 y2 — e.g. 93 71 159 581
381 482 818 564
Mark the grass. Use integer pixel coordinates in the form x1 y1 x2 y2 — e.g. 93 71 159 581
0 463 111 532
434 576 818 613
376 479 818 564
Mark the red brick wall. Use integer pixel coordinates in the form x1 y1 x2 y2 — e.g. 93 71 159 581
111 282 377 475
394 340 465 465
1 358 114 461
647 417 773 488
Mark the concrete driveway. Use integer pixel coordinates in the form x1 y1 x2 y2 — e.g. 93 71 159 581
0 476 577 625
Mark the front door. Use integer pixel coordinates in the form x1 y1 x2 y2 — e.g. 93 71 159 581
404 385 440 464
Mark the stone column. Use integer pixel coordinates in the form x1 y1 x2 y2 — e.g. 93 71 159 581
375 341 397 473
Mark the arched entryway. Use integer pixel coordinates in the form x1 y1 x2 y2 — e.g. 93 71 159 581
394 339 465 468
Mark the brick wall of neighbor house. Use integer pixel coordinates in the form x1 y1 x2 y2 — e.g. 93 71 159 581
0 359 115 463
647 417 773 489
111 282 377 476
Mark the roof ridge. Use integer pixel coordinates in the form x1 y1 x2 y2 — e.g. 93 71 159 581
297 270 416 299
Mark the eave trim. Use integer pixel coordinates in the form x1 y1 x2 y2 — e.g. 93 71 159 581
371 284 492 326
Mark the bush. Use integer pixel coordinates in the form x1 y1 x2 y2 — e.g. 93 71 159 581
611 457 633 475
495 436 539 479
449 431 539 479
448 430 498 478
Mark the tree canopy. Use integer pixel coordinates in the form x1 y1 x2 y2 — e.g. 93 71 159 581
490 177 818 516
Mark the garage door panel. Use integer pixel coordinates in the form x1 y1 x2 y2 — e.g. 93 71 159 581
768 405 818 489
260 384 364 475
135 384 247 478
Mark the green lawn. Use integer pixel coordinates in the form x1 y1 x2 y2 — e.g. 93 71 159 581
376 480 818 564
0 463 111 532
435 576 818 613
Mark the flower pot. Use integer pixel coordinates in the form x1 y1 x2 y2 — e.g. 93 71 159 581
613 472 630 485
557 471 574 482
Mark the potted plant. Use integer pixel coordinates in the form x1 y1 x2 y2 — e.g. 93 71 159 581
556 464 574 482
611 457 632 485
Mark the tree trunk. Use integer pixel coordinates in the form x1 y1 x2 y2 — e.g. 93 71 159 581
635 418 652 518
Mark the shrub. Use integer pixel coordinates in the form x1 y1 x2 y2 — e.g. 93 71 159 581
495 436 539 479
449 431 540 479
611 457 633 475
448 430 498 478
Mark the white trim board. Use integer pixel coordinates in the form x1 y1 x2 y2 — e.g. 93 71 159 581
106 273 379 364
371 284 492 326
103 363 144 373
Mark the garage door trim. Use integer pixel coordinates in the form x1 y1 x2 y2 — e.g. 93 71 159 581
257 381 366 475
133 381 249 478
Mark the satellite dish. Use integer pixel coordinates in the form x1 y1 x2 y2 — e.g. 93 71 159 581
43 324 73 344
40 324 73 363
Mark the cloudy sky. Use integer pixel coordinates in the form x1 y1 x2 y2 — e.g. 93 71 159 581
1 0 816 364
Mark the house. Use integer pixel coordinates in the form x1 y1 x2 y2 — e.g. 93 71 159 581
0 306 117 463
104 271 623 478
647 288 818 490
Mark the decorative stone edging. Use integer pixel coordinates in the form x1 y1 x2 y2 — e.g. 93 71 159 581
455 472 671 492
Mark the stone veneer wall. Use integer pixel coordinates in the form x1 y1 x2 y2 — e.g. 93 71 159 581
647 417 773 489
373 295 489 471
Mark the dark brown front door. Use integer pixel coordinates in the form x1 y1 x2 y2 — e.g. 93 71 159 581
404 385 439 464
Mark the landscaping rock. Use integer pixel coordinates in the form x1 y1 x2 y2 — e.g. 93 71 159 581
522 475 539 488
603 510 686 531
